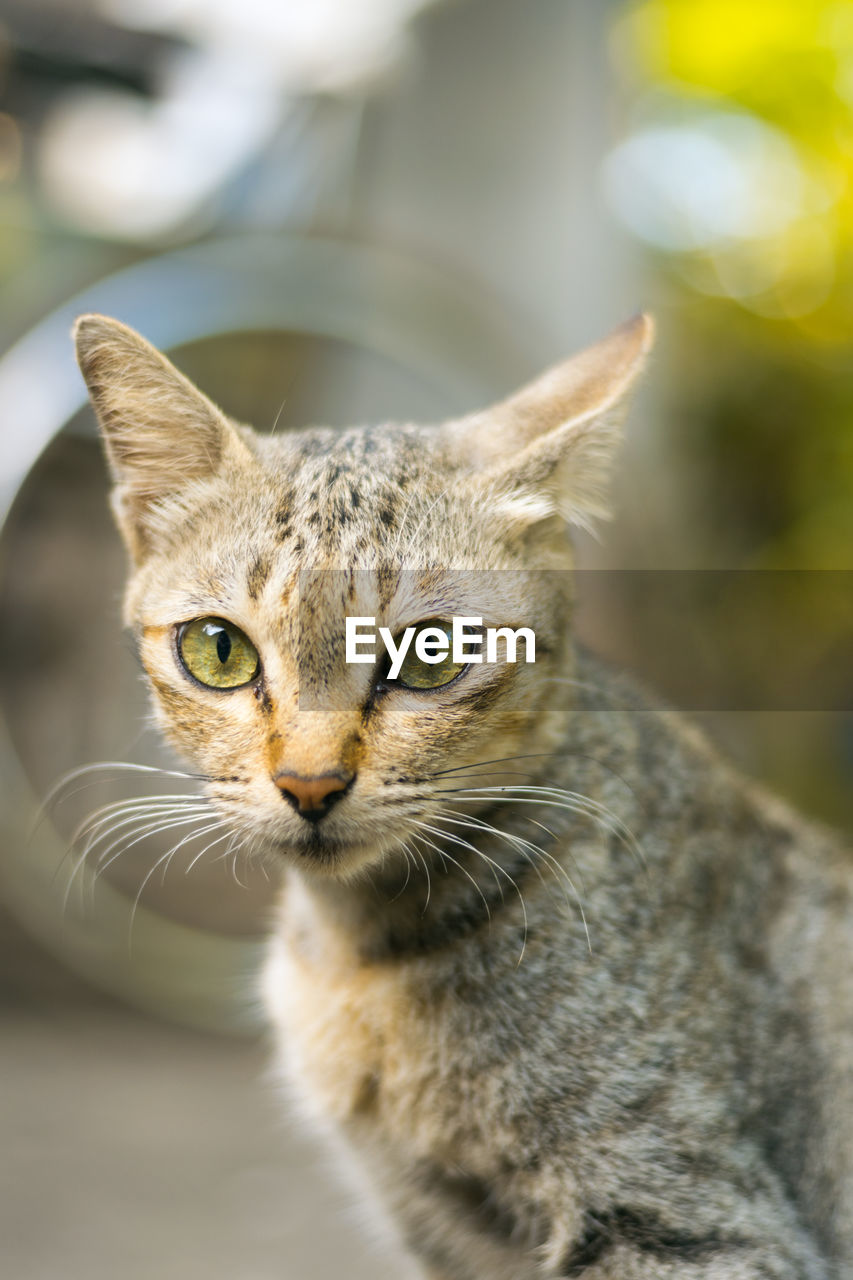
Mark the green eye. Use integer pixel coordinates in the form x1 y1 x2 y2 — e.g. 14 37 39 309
393 622 468 690
178 617 260 689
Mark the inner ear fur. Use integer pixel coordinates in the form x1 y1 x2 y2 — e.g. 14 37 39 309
446 313 654 527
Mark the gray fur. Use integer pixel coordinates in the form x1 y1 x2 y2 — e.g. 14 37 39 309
74 313 853 1278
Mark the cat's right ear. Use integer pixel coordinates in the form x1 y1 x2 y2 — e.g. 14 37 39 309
443 314 654 534
73 315 252 563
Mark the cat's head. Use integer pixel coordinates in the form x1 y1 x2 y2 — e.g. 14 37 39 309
74 314 651 880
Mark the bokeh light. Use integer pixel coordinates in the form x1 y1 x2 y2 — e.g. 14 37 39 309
609 0 853 339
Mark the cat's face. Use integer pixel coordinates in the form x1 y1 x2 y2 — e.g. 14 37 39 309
74 315 651 879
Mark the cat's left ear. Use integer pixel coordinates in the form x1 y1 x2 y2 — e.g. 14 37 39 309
445 313 653 531
74 314 253 562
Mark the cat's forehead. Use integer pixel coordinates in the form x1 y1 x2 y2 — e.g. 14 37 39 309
131 418 472 624
248 421 454 553
261 421 443 489
134 418 460 590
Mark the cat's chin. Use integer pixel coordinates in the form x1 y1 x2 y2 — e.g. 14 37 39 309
265 829 384 879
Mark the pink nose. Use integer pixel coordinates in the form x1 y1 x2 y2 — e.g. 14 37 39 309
274 771 353 821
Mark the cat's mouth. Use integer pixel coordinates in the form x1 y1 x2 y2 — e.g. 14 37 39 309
291 829 346 864
266 825 372 874
229 790 406 877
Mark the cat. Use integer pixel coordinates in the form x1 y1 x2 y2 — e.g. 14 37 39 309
73 311 853 1279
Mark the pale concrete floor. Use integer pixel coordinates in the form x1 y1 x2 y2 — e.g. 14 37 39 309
0 911 414 1280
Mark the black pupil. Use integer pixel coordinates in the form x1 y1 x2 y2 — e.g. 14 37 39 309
215 628 232 664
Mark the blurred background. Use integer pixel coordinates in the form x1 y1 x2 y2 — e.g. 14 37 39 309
0 0 852 1276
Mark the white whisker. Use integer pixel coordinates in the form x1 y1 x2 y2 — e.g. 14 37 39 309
95 811 215 875
430 808 591 953
409 827 491 921
409 840 433 914
127 821 233 947
61 807 213 913
387 838 414 902
436 785 645 870
81 808 213 882
412 819 528 964
69 795 209 849
36 760 201 833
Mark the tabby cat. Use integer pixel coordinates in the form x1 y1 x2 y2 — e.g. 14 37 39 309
73 312 852 1279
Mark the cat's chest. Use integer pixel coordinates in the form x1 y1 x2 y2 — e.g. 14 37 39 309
262 910 499 1169
263 926 581 1280
263 899 449 1140
265 928 410 1123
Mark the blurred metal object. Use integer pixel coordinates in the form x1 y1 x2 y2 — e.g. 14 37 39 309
0 231 529 1032
20 0 454 238
1 0 176 97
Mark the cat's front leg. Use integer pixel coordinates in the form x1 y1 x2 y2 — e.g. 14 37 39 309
419 1249 826 1280
555 1259 825 1279
411 1190 832 1280
552 1239 829 1279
